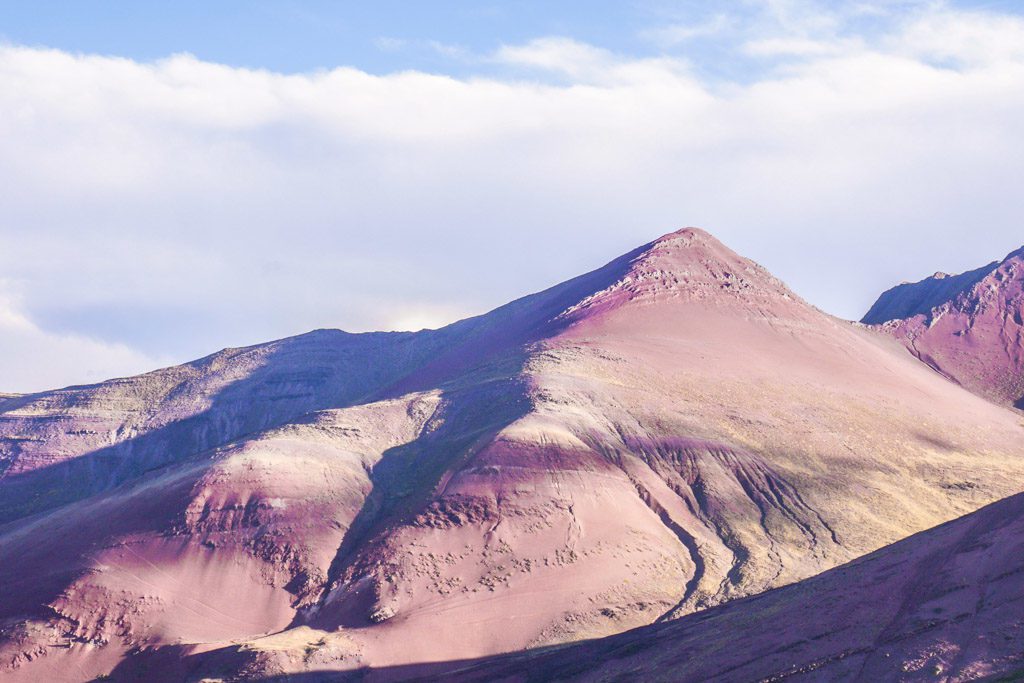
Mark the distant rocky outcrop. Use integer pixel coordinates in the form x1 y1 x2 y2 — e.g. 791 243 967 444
862 262 998 325
865 245 1024 406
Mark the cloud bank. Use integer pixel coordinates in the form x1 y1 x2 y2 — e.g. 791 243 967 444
0 283 163 391
1 1 1023 391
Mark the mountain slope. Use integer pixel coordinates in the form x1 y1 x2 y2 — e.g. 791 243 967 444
863 245 1024 407
395 489 1024 682
2 229 1024 681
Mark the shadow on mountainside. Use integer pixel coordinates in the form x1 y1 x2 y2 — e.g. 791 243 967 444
104 492 1024 683
0 329 449 525
303 367 534 629
2 237 664 677
0 348 538 672
97 362 540 682
0 231 650 528
0 329 468 619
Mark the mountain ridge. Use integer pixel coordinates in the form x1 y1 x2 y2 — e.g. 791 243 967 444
2 227 1023 681
862 260 1000 325
864 243 1024 406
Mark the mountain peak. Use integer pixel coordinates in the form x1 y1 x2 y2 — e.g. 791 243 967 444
864 243 1024 326
636 226 791 299
646 227 736 260
865 241 1024 405
996 243 1024 268
862 260 998 325
554 227 799 324
652 226 716 244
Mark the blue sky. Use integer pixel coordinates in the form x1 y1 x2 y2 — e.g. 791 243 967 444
2 2 647 73
1 2 792 74
10 1 1020 76
1 1 1024 391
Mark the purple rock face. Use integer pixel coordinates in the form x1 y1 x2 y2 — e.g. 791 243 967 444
866 245 1024 406
2 229 1024 682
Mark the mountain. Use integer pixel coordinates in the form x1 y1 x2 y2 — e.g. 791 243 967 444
2 228 1024 681
391 490 1024 682
863 245 1024 407
862 262 1001 325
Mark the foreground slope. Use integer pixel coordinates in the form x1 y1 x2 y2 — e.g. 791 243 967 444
864 245 1024 407
2 229 1024 681
412 489 1024 682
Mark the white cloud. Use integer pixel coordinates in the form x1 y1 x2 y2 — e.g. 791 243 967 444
493 37 694 85
0 284 164 393
640 16 732 48
426 40 468 59
374 37 408 52
894 9 1024 65
1 2 1023 391
493 37 618 80
742 37 855 56
374 37 467 59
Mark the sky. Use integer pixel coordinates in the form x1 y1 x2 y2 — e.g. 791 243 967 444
1 0 1023 392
